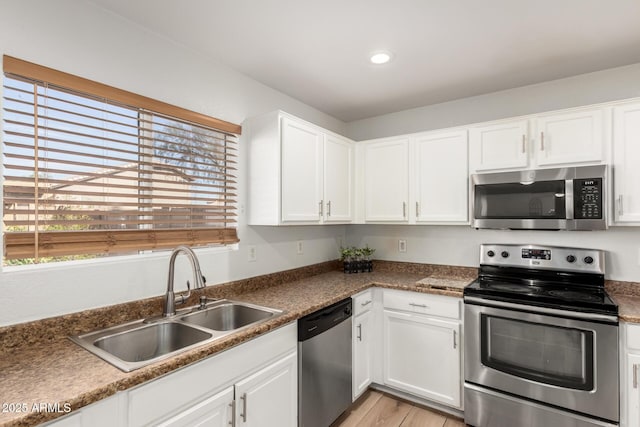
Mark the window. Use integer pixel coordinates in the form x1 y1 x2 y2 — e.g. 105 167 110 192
2 56 240 265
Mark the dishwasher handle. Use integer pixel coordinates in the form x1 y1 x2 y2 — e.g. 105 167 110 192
298 298 353 341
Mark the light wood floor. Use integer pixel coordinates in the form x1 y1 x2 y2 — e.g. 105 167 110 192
332 390 466 427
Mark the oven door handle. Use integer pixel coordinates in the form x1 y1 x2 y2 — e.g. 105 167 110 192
464 296 618 323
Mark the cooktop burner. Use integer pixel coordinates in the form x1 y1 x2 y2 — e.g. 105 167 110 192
463 244 618 316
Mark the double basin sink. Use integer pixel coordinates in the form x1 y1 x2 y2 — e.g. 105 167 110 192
70 300 283 372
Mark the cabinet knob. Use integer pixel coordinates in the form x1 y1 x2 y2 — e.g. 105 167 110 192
319 200 324 217
521 134 526 153
403 202 407 218
540 131 545 151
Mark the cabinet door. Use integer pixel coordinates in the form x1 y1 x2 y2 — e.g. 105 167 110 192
469 120 528 172
353 309 373 400
235 351 297 427
324 134 354 223
156 386 234 427
625 353 640 427
534 108 603 167
414 130 468 223
383 310 461 408
281 117 323 222
364 138 409 221
613 103 640 224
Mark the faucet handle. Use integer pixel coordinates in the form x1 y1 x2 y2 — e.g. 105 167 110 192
199 295 217 309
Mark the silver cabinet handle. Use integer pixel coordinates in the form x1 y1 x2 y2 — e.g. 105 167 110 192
240 393 247 422
521 134 526 153
634 364 638 389
357 323 362 341
326 200 331 217
618 195 624 216
318 200 323 217
453 330 457 349
229 400 236 426
409 303 428 308
415 201 420 218
540 131 545 151
361 300 372 307
402 202 407 218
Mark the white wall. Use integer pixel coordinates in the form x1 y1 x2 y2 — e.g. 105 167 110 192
346 63 640 141
0 0 347 326
347 225 640 282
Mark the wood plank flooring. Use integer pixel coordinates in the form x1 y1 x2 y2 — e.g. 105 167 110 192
332 390 465 427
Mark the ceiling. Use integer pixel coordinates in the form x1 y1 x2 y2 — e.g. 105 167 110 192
89 0 640 122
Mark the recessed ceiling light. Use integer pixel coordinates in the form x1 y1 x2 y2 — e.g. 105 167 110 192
370 51 392 65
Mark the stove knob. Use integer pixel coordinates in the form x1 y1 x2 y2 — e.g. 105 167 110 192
566 255 576 263
584 256 594 264
487 250 495 257
501 251 509 258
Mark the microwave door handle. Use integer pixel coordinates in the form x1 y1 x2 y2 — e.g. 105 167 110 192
566 179 574 220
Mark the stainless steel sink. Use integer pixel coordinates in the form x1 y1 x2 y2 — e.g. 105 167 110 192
94 322 212 363
70 299 283 372
179 301 280 331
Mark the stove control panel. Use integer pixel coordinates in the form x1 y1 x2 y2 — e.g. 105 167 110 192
480 244 605 274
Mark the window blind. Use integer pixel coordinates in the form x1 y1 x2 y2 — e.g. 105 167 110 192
2 56 240 264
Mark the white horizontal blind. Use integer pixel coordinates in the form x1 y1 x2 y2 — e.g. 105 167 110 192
2 69 239 264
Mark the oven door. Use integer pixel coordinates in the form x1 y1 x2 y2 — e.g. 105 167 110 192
464 300 619 422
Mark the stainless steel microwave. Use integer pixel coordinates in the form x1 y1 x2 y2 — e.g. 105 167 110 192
471 165 606 230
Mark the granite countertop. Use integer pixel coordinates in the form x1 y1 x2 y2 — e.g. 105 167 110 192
0 267 473 427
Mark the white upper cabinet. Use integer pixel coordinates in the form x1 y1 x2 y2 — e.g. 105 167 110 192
470 107 605 173
324 134 354 222
414 130 469 223
363 138 410 222
469 119 529 172
281 117 324 222
361 130 469 224
533 108 604 167
612 102 640 224
246 111 354 225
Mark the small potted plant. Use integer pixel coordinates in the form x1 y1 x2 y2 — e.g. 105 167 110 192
339 246 356 274
339 245 375 273
360 245 375 272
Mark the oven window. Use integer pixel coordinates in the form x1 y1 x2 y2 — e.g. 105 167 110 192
480 314 594 390
474 181 566 219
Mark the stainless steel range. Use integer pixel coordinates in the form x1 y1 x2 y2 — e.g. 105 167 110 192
464 244 619 427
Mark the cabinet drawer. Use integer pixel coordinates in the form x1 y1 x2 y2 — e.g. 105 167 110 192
626 323 640 350
383 290 460 319
353 290 374 316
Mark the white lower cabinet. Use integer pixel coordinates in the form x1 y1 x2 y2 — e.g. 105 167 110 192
352 290 374 400
233 352 297 427
381 290 462 409
156 386 234 427
622 322 640 427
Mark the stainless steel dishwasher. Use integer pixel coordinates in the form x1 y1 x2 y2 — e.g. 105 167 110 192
298 298 353 427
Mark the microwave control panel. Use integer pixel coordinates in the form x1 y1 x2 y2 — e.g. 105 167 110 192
574 178 602 219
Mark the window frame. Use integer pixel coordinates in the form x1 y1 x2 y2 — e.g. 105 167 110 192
2 55 241 265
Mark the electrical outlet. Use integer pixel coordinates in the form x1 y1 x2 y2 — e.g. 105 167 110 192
297 240 304 255
248 245 257 262
398 239 407 253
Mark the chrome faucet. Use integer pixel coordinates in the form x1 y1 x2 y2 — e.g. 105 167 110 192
163 246 206 317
